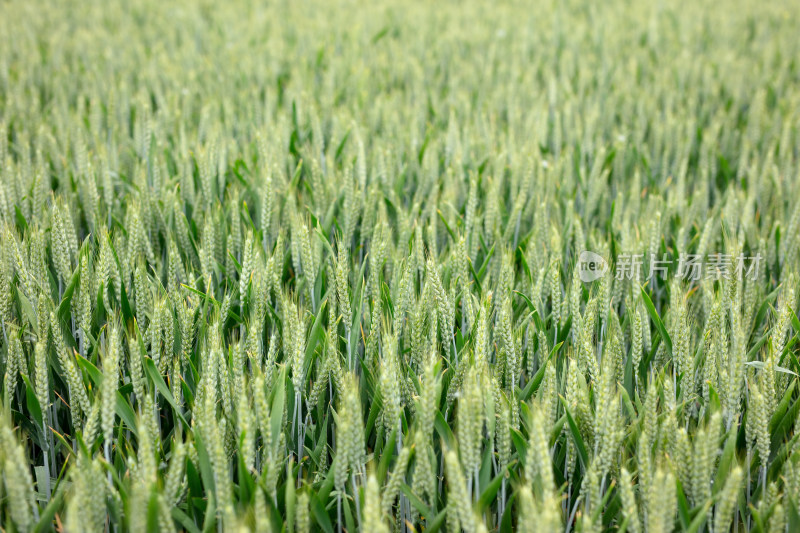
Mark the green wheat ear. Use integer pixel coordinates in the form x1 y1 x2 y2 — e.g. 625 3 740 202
1 0 799 530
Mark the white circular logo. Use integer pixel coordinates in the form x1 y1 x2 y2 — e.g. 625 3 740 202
578 251 608 282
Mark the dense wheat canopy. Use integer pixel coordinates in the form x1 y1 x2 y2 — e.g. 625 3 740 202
1 0 799 531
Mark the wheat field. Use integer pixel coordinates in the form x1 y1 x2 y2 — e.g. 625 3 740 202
1 0 799 531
